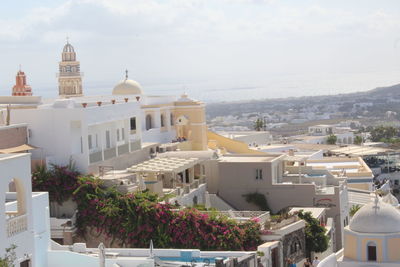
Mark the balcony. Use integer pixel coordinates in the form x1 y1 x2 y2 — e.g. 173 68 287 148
7 214 28 238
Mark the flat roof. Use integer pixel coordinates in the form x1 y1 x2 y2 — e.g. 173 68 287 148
219 156 277 163
290 207 326 219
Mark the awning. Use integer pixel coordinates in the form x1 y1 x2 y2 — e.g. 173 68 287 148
0 144 37 154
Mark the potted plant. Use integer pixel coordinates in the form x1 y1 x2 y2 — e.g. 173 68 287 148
136 96 140 101
97 101 102 106
111 99 116 104
124 98 129 103
82 103 87 108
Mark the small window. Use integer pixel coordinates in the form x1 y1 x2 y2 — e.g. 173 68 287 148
95 134 98 147
117 129 120 141
121 128 125 140
88 135 93 150
170 113 174 126
256 169 263 180
130 117 136 131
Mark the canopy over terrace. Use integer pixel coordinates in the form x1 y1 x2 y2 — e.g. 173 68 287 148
127 157 204 192
329 146 392 157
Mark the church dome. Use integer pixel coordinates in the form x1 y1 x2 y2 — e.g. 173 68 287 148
112 79 143 95
63 43 75 53
382 193 399 207
349 197 400 233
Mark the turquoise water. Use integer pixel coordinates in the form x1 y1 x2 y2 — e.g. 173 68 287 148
158 257 220 263
305 174 325 177
144 181 158 184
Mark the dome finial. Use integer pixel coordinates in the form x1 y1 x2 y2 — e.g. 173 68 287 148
125 69 128 80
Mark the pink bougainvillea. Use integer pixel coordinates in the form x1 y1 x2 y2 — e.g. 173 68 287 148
33 164 262 251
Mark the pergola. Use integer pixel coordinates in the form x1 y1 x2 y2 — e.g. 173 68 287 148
127 157 204 189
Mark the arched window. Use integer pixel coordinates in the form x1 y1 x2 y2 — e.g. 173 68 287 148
289 237 301 255
160 114 165 127
146 114 152 130
170 113 174 126
367 241 377 261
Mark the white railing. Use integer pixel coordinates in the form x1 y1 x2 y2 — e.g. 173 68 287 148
7 214 28 238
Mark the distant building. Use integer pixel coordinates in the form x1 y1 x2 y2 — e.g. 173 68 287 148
58 41 83 96
12 70 32 96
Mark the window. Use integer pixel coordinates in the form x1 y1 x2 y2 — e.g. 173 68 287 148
146 114 152 130
170 113 174 126
121 128 125 140
161 114 165 127
95 134 98 147
88 135 93 150
130 117 136 131
105 130 111 149
395 180 399 186
117 129 120 141
256 169 263 180
367 242 377 261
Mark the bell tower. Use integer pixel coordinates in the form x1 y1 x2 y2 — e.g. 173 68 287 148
58 39 83 96
12 68 32 96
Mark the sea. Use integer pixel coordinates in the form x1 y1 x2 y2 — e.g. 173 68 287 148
2 70 400 103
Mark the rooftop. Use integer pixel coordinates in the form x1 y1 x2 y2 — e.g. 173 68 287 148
219 155 279 163
290 207 326 219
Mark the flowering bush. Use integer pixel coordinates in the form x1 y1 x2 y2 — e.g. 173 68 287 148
32 164 81 204
33 164 262 250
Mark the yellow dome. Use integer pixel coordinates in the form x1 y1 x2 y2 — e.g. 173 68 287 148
112 79 143 95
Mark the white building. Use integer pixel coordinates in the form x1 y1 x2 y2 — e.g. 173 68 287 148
10 98 142 174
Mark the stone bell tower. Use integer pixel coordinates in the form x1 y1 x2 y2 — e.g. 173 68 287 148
58 39 83 96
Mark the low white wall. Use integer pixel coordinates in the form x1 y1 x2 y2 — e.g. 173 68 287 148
173 184 207 207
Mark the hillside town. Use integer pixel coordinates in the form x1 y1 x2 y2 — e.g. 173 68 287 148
1 40 400 267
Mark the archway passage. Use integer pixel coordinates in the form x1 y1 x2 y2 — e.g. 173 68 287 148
5 178 26 218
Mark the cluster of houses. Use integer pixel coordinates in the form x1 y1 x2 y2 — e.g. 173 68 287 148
1 42 398 267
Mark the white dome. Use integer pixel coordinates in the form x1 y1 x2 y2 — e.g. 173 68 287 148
349 197 400 233
382 193 399 207
112 79 143 95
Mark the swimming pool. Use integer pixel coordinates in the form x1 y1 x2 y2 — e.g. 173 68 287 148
158 256 219 264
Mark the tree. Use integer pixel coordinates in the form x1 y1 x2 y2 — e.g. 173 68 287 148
349 204 361 217
0 245 17 267
326 134 337 145
370 126 398 142
354 136 363 145
297 211 329 258
253 118 265 131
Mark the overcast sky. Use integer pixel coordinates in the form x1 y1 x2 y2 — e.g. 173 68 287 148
1 0 400 101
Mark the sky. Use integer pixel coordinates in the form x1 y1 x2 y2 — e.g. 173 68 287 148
1 0 400 102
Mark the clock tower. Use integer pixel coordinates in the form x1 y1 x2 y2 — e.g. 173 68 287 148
58 40 83 96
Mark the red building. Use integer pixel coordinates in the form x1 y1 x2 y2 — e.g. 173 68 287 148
12 70 32 96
